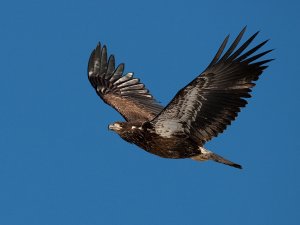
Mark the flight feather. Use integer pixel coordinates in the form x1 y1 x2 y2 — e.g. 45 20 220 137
88 43 163 121
151 27 273 145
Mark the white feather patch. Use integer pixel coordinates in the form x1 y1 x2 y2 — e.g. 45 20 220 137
154 120 185 138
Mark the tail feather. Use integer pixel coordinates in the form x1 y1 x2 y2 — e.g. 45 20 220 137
191 147 242 169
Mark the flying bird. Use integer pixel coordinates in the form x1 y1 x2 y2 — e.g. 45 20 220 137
87 27 273 169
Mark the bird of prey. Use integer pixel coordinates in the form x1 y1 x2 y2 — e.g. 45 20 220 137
87 27 273 169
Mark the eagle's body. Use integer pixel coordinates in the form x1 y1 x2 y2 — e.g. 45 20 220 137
111 121 200 159
88 27 273 169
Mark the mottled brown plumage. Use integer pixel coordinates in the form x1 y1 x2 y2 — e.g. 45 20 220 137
88 44 163 122
88 27 273 169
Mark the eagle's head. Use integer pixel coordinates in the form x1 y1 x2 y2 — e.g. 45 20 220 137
108 122 125 133
108 121 143 136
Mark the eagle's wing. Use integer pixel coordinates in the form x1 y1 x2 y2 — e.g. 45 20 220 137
150 27 273 145
88 43 163 122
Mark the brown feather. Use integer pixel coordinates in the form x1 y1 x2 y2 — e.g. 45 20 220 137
88 43 163 122
102 94 158 121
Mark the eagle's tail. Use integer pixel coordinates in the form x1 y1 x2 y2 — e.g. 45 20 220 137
191 147 242 169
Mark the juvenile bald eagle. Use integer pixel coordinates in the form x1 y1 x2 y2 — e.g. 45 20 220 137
88 27 273 169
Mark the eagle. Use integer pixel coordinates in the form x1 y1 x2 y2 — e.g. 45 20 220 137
87 27 273 169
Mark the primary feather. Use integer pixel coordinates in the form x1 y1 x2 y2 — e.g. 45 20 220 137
151 27 273 145
88 43 163 121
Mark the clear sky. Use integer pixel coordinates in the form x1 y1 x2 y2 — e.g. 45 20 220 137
0 0 299 225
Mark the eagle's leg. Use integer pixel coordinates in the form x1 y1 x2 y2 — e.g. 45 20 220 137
191 147 242 169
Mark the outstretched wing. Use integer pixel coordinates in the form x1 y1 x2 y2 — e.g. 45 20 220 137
88 43 163 122
150 27 273 145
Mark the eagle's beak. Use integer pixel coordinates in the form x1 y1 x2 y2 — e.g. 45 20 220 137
108 123 122 131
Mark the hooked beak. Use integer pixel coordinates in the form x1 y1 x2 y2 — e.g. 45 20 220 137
108 123 122 131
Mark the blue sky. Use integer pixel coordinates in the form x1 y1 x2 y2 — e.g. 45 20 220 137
0 0 299 225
